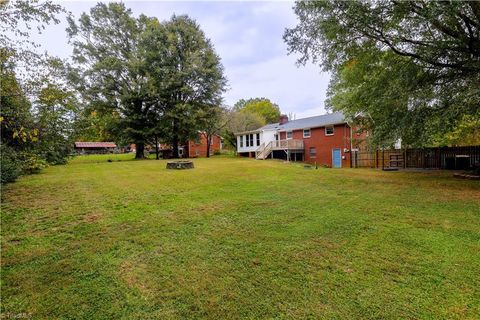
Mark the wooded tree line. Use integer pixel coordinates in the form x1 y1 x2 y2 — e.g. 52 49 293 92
285 0 480 148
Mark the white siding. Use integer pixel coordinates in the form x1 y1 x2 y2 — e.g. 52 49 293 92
236 129 277 153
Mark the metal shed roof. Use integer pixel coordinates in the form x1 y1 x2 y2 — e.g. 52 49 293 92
74 142 117 148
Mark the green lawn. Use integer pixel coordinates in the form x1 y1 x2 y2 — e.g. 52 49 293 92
1 155 479 319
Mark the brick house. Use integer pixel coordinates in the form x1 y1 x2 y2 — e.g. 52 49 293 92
184 133 222 158
235 112 366 168
130 132 222 158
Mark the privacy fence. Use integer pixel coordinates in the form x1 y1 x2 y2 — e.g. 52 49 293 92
351 146 480 170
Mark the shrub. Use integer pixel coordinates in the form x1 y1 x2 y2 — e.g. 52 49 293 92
213 150 222 156
43 146 70 165
1 145 22 184
19 152 48 174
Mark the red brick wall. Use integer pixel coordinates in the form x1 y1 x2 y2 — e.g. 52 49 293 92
280 124 353 167
187 134 222 158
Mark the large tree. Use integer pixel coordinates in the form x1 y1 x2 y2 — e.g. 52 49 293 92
234 98 281 124
66 3 160 159
285 0 480 147
142 15 227 158
222 108 265 150
0 0 64 93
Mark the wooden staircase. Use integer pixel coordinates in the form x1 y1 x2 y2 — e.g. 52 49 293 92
255 141 273 160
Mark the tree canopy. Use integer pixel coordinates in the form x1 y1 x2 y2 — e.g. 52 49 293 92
142 15 227 158
67 4 226 158
234 98 281 124
285 0 480 147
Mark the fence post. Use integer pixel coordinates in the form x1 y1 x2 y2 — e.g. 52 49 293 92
382 150 385 170
404 148 407 169
375 150 378 168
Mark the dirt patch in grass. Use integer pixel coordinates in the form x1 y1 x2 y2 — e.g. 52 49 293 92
83 213 101 223
119 260 154 299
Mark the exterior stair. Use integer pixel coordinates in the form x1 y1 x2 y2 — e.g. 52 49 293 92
255 141 272 160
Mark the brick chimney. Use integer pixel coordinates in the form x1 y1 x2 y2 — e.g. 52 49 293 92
279 114 289 125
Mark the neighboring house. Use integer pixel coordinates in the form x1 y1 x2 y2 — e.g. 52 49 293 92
184 133 222 158
74 142 117 154
130 132 223 158
235 112 366 168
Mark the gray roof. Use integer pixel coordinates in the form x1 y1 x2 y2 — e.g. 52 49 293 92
278 112 346 131
235 112 346 135
258 123 282 131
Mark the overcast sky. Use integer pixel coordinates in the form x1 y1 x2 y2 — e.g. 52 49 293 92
37 1 331 118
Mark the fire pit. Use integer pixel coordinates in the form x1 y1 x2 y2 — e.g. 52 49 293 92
166 160 194 170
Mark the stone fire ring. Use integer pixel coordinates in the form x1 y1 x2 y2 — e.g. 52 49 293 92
166 160 194 170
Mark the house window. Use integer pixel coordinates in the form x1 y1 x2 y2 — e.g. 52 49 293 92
309 147 316 158
303 129 311 138
249 134 254 147
195 149 200 156
325 126 334 136
286 131 293 139
239 136 243 148
256 134 260 146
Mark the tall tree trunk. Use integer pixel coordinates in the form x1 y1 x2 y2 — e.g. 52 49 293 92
155 135 159 160
133 99 146 160
135 142 145 159
172 119 179 158
206 134 211 158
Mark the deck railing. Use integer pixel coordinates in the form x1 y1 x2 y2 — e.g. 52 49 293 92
271 139 304 150
255 139 304 159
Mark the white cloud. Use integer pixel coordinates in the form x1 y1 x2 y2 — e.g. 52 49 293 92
40 1 331 118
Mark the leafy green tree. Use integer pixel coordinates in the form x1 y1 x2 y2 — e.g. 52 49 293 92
73 109 121 143
0 0 64 93
284 0 480 147
35 84 78 164
67 3 159 159
0 65 42 183
433 114 480 147
0 0 75 183
198 105 228 158
223 108 265 150
142 15 227 158
234 98 281 124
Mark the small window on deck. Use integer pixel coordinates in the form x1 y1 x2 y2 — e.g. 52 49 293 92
240 136 243 148
286 131 293 139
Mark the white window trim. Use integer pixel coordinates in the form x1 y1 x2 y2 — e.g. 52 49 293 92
303 128 311 138
325 126 334 136
286 131 293 140
309 147 317 158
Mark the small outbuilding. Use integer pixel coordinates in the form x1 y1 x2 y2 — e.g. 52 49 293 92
74 142 117 154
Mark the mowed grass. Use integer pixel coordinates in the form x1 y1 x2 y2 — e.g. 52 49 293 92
1 155 479 319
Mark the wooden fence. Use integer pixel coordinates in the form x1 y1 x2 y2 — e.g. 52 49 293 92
351 146 480 170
